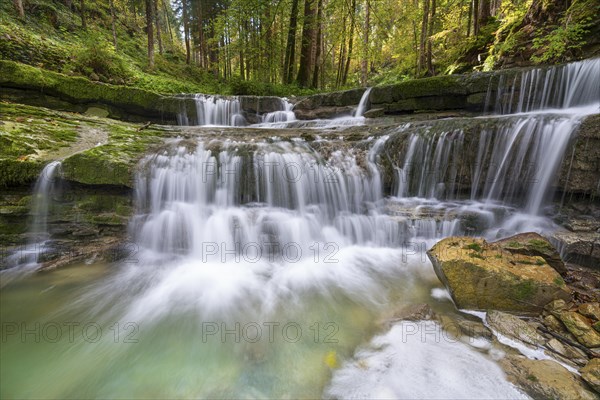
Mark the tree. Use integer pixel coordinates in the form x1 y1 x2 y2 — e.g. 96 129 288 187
154 0 163 55
361 0 370 86
109 0 118 50
182 0 191 64
418 0 430 74
13 0 25 18
145 0 155 69
283 0 299 84
80 0 86 29
296 0 317 87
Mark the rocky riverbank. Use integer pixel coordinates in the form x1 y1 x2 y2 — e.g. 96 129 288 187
413 232 599 398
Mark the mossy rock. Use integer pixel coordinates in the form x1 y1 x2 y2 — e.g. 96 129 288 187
0 60 179 120
427 235 572 314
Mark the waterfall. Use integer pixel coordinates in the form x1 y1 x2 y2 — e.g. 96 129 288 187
395 58 599 214
395 130 464 199
1 161 61 281
354 88 372 117
177 94 246 126
261 98 296 123
488 58 600 114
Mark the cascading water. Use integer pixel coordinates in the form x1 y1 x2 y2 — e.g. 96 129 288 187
260 98 296 124
3 59 598 399
1 161 61 284
395 58 599 216
354 88 372 117
177 94 246 126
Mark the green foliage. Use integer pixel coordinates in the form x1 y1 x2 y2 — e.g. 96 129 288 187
67 32 131 82
531 22 589 63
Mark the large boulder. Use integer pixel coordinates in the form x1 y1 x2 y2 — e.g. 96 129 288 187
427 234 572 314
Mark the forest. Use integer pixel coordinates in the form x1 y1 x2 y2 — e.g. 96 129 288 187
2 0 599 94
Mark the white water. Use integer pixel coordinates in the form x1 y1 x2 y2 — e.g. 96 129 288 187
260 98 296 124
176 94 246 126
354 88 372 117
325 321 527 399
1 161 61 284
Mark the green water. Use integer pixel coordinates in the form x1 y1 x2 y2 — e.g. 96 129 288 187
1 261 445 399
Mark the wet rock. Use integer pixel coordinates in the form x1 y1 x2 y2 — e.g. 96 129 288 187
545 338 589 366
390 303 436 322
543 314 572 336
580 358 600 393
579 303 600 321
486 310 545 346
559 311 600 348
438 315 493 339
552 230 600 270
499 355 597 400
495 232 567 275
363 108 384 118
545 299 570 315
378 303 436 330
427 236 572 314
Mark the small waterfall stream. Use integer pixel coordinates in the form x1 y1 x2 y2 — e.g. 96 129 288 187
1 161 62 284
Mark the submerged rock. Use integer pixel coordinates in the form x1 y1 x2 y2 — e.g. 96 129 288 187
427 234 572 314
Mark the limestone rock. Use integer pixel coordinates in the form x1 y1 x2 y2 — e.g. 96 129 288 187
363 108 385 118
579 303 600 321
494 232 567 275
427 235 572 314
486 310 545 346
545 338 589 366
437 315 493 340
580 358 600 393
560 311 600 348
499 355 597 400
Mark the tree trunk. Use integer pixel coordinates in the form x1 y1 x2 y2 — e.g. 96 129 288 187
154 0 163 55
145 0 155 69
13 0 25 18
426 0 436 76
283 0 299 84
311 0 323 88
473 0 480 35
478 0 490 28
163 0 173 43
360 0 370 86
467 0 472 36
296 0 317 87
182 0 190 64
80 0 86 29
110 0 118 50
342 0 356 86
418 0 430 75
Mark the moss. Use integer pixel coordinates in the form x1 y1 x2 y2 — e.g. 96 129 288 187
463 242 483 253
513 279 536 301
506 241 524 248
528 239 553 252
554 276 566 287
0 60 178 118
526 374 539 382
469 252 485 260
